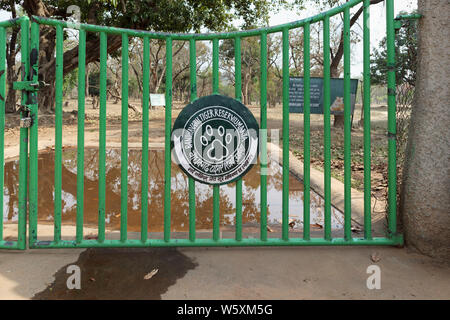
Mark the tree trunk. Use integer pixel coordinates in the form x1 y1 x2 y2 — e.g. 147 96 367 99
5 2 18 114
400 0 450 261
22 0 122 112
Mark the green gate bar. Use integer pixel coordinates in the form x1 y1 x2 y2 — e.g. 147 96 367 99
164 37 172 242
323 16 332 241
141 35 150 242
120 33 129 242
54 24 63 243
343 7 352 240
386 0 397 237
0 27 5 242
234 36 243 242
212 38 220 241
363 0 372 239
259 32 268 242
17 17 29 249
282 27 289 241
189 38 197 242
303 22 311 241
76 29 86 244
29 21 39 246
98 31 107 243
12 0 404 249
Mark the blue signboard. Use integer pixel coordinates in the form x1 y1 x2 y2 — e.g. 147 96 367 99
289 77 358 114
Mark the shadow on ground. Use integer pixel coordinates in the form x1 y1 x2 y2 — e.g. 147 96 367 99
32 248 198 300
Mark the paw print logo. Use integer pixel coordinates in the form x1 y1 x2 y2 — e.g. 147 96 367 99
200 124 233 163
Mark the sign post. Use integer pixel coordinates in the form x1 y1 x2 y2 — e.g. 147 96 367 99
150 93 166 108
289 77 358 115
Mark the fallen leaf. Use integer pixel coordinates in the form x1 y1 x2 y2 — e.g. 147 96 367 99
311 223 323 229
89 277 96 282
267 226 274 233
371 252 381 263
144 269 158 280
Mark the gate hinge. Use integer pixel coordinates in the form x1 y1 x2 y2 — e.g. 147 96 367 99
394 14 422 30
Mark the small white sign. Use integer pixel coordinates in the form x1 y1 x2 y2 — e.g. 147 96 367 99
150 94 165 107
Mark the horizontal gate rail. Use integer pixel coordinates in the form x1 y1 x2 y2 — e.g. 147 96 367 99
30 237 402 248
0 0 404 249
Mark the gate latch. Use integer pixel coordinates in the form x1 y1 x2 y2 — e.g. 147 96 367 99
20 116 33 128
18 105 33 128
13 80 40 92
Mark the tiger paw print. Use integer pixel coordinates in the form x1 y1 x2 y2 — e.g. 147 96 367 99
201 125 233 162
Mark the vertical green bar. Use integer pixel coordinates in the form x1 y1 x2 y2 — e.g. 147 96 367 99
212 38 220 241
386 0 397 236
76 29 86 244
29 22 39 246
234 36 242 241
260 32 268 241
213 186 220 241
0 27 5 241
363 0 372 240
120 33 129 242
189 38 197 242
164 37 172 242
141 36 149 242
54 24 63 243
212 38 219 93
323 17 332 241
303 23 311 240
98 31 107 243
282 28 289 241
17 17 29 249
343 8 352 241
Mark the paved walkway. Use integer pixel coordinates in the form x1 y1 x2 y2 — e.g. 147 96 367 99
1 245 449 299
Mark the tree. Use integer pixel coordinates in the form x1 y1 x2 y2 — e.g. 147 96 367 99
219 31 262 105
401 1 450 260
308 0 384 127
11 0 296 113
371 12 418 87
0 0 21 113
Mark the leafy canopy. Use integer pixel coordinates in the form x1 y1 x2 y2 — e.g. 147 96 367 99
40 0 304 33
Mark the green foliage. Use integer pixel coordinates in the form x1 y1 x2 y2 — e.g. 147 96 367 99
41 0 302 32
63 68 78 95
371 11 418 86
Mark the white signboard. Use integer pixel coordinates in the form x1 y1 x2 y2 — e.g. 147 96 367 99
150 94 165 107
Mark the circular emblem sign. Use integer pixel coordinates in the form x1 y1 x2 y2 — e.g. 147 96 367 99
171 94 259 185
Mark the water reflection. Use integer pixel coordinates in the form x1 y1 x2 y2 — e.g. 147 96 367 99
2 148 344 232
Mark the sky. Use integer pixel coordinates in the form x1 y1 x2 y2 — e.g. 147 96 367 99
0 0 417 78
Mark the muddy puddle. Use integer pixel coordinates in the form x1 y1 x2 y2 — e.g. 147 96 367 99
3 148 344 235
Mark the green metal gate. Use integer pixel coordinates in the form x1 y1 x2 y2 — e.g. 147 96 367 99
1 0 410 249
